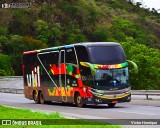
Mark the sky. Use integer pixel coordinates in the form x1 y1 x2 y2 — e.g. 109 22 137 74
134 0 160 11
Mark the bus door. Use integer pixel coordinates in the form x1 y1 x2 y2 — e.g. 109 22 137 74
59 50 67 102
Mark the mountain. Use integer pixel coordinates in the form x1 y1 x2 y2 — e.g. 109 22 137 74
0 0 160 89
0 0 160 48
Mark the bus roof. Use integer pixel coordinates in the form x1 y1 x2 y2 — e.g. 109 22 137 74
23 42 120 55
75 42 120 47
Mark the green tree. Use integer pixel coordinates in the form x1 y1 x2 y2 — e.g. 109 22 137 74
66 33 88 44
121 38 160 90
22 36 48 50
64 22 88 44
0 35 9 54
34 20 63 46
48 23 63 46
110 18 147 43
2 35 48 75
0 26 8 35
0 54 14 76
91 29 109 42
8 9 35 36
34 20 50 44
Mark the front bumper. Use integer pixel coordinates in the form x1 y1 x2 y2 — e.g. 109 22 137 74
83 93 131 104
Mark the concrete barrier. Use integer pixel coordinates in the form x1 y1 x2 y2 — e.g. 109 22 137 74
0 88 24 94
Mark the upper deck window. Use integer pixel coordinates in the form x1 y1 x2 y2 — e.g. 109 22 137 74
75 46 89 62
38 52 59 65
23 53 38 67
88 45 126 64
65 47 77 64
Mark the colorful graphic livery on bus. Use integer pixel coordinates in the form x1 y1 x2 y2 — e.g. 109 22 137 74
23 42 137 107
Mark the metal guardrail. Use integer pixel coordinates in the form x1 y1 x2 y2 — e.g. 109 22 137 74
132 90 160 99
0 76 22 78
0 76 23 81
0 77 159 99
0 87 160 99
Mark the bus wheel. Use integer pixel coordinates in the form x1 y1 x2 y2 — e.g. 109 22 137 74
75 93 84 107
108 103 116 108
39 92 45 104
33 91 39 104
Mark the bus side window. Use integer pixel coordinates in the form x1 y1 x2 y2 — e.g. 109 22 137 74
80 66 93 87
75 46 89 62
80 66 92 78
23 53 37 67
38 52 59 87
38 52 59 65
65 48 77 65
23 53 38 86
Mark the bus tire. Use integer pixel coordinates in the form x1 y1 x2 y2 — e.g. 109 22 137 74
75 93 84 107
39 91 45 104
33 91 39 104
108 103 116 108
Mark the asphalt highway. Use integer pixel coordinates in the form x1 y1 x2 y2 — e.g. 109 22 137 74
0 78 160 127
0 93 160 120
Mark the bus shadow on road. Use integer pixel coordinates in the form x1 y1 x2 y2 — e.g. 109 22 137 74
84 104 126 109
38 102 127 109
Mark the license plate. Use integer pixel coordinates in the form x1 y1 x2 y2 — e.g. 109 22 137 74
112 101 118 103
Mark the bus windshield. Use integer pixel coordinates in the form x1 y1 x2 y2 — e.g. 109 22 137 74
94 67 129 90
88 46 126 64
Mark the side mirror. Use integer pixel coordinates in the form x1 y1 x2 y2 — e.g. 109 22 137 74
127 60 138 74
80 62 96 76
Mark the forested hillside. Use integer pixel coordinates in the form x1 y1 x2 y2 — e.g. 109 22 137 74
0 0 160 90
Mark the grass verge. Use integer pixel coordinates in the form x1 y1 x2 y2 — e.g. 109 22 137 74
0 105 121 128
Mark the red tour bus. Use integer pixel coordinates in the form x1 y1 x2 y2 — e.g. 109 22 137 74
23 42 137 107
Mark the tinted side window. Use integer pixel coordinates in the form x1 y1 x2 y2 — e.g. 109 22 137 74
80 66 93 87
38 52 59 65
23 53 37 67
65 48 77 64
38 51 59 87
75 46 89 62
